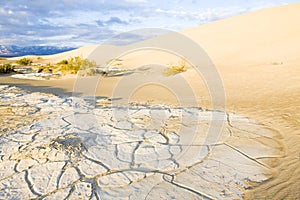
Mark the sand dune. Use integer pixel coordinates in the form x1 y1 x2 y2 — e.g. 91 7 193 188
38 3 300 66
42 45 99 63
182 2 300 66
1 2 300 199
179 3 300 199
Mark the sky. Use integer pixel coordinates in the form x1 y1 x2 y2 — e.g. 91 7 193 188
0 0 299 47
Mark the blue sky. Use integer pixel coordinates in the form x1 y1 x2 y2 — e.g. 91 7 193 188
0 0 298 47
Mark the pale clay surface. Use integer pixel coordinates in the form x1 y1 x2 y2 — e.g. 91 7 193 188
0 85 284 199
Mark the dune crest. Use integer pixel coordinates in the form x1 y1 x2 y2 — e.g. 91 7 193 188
1 2 299 199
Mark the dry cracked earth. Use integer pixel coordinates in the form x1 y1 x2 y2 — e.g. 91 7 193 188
0 85 284 199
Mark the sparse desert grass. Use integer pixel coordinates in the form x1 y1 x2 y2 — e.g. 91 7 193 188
56 57 83 74
16 57 33 66
56 56 97 75
57 59 68 65
105 57 124 67
0 63 14 73
0 58 7 60
37 64 53 73
77 58 98 76
106 58 123 64
1 56 97 76
114 58 123 62
163 60 187 76
272 61 284 65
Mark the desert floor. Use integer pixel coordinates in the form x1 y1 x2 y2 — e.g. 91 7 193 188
1 2 300 199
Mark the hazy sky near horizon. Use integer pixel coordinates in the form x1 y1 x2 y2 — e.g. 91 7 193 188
0 0 299 47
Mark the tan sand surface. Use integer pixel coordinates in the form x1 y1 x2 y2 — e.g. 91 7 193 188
0 2 299 199
180 3 300 199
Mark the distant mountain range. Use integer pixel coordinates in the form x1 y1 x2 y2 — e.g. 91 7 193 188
0 45 75 57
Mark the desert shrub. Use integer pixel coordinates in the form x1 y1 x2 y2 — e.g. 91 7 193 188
80 58 96 69
0 64 14 73
272 62 283 65
57 57 96 75
37 66 53 73
16 57 33 66
163 60 187 76
35 63 59 74
77 58 97 76
57 59 68 65
42 67 53 73
57 57 81 74
0 58 7 60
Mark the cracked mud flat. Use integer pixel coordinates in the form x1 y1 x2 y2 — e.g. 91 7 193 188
0 85 284 199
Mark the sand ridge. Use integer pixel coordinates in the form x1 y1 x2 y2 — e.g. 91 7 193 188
0 2 300 199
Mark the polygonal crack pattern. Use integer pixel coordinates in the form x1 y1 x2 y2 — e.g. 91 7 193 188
0 85 284 199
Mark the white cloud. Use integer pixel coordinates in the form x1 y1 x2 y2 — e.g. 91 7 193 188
155 6 248 24
0 0 296 46
125 0 148 3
